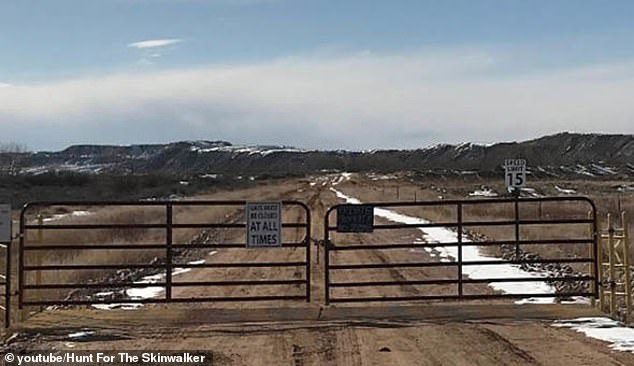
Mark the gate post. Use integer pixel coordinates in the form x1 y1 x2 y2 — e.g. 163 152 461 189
514 198 520 258
324 211 330 305
305 207 311 303
4 240 10 327
165 203 173 301
588 211 597 308
18 207 27 322
607 214 616 316
457 202 463 297
36 213 43 311
622 212 631 321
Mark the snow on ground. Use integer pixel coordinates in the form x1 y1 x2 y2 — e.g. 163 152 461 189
468 188 498 197
520 187 543 197
574 165 596 177
92 254 217 310
21 163 112 175
366 173 398 181
555 185 577 195
190 144 306 156
332 172 352 186
200 173 218 179
42 210 92 222
617 185 634 193
553 318 634 353
330 188 555 301
67 331 95 339
590 163 618 176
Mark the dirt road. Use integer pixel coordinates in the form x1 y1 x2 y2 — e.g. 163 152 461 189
3 176 633 365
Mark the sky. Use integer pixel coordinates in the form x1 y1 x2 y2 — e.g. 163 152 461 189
1 0 634 151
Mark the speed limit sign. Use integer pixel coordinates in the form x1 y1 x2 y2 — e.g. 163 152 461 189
504 159 526 191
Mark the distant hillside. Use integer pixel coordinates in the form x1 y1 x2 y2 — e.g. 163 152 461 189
3 133 634 179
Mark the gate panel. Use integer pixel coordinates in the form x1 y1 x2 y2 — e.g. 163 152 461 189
19 200 310 309
324 197 598 304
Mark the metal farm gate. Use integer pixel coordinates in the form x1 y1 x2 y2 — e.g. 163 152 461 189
18 200 311 310
323 197 599 304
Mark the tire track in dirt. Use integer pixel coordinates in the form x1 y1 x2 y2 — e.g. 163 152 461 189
468 323 543 365
170 183 323 308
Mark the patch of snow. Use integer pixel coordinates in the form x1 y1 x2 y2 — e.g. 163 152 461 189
259 148 306 156
21 163 112 175
309 182 317 186
171 267 192 277
520 187 543 198
91 258 205 310
68 331 95 339
42 210 92 222
332 172 352 186
616 185 634 193
590 163 617 175
5 333 19 344
574 165 596 177
91 303 143 310
179 181 190 186
367 173 397 181
454 142 476 152
200 173 218 179
330 188 559 302
555 185 577 195
190 144 307 156
126 285 163 299
468 188 498 197
553 317 634 353
94 291 114 297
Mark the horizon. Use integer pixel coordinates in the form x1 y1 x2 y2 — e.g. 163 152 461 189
7 130 630 154
2 1 634 150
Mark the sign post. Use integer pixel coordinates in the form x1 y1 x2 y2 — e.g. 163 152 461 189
0 204 10 243
246 202 282 248
504 159 527 196
0 204 10 326
504 159 526 258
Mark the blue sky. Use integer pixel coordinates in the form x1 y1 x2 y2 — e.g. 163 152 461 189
1 0 634 150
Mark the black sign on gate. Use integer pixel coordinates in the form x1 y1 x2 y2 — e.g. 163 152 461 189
336 204 374 233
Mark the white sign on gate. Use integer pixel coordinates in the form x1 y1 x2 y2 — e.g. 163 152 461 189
504 159 527 191
246 202 282 248
0 204 11 243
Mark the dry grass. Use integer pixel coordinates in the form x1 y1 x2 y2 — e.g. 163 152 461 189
342 176 634 270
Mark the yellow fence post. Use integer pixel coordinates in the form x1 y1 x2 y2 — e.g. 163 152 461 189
36 213 44 311
598 212 605 311
607 213 617 317
588 211 596 308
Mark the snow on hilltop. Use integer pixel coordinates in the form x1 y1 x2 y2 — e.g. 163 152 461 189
5 132 634 177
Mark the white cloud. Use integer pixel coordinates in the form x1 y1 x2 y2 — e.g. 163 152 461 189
128 39 182 49
0 82 11 88
1 49 633 150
